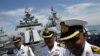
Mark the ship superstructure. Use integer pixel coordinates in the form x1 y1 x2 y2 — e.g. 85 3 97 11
15 8 43 44
46 7 59 27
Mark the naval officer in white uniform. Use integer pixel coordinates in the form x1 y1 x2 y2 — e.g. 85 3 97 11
12 35 35 56
41 28 68 56
57 19 100 56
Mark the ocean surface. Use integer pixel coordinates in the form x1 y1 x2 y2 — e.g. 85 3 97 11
86 25 100 33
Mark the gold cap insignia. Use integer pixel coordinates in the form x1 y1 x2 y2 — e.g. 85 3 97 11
60 22 69 33
61 25 69 33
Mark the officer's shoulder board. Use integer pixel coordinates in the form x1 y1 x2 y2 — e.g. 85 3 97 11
91 45 100 54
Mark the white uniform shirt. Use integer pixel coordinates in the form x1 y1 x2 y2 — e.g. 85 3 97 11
13 44 35 56
41 41 67 56
67 41 100 56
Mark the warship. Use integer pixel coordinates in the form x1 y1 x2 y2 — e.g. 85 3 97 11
0 27 9 48
0 27 13 56
15 7 60 56
14 8 45 56
0 8 44 56
15 8 43 44
0 8 100 56
0 8 60 56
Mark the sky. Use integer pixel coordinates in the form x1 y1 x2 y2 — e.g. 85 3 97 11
0 0 100 34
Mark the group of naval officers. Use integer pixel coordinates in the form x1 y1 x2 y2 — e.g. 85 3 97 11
11 19 100 56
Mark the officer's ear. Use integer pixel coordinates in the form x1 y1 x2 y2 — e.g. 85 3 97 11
83 32 87 37
83 28 88 39
53 32 56 37
83 32 88 40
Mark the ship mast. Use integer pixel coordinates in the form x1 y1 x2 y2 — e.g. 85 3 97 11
0 27 4 34
16 8 42 29
0 27 7 37
46 7 59 27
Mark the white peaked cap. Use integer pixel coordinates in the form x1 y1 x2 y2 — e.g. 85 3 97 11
56 19 88 31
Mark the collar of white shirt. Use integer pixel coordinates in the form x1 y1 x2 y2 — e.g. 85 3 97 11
15 44 24 51
20 44 24 50
69 41 94 56
81 41 94 56
49 41 58 53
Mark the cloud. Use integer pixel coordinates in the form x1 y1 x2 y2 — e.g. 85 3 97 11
64 3 100 25
0 21 15 34
33 9 51 25
0 8 52 34
66 3 94 15
0 7 51 25
56 4 67 7
1 3 100 34
0 8 34 16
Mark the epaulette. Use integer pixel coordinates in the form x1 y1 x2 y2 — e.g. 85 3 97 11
91 45 100 54
57 43 66 48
